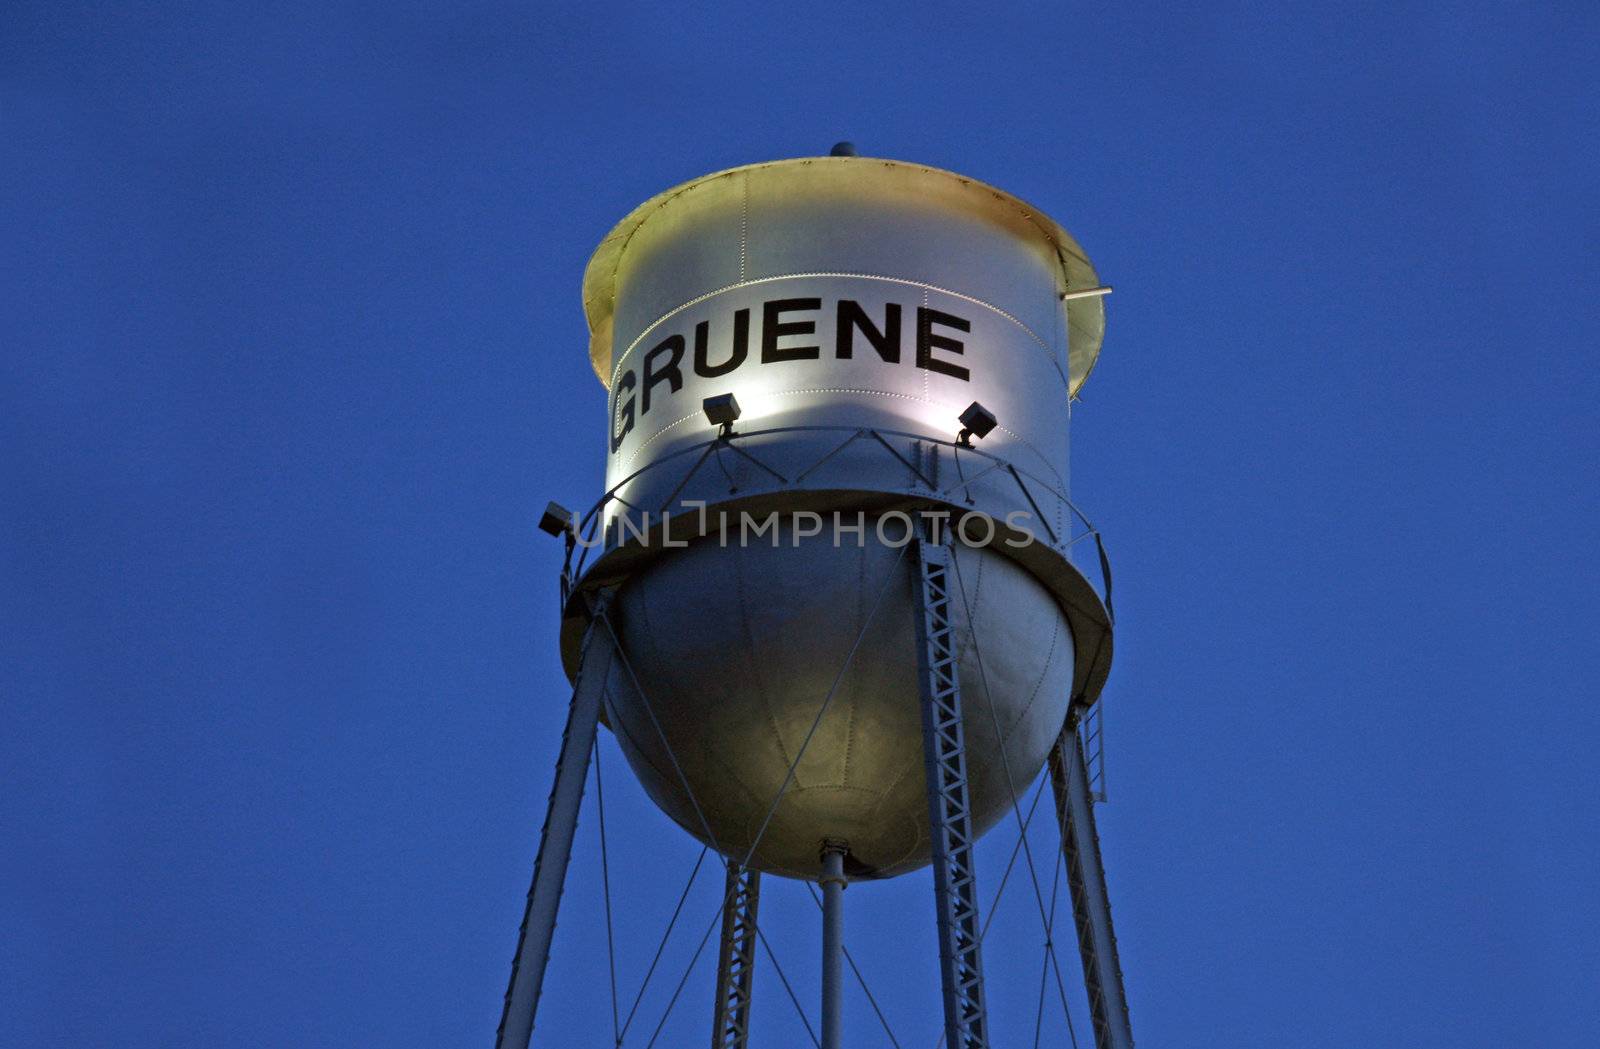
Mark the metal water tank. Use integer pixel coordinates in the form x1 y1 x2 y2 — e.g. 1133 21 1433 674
562 155 1113 880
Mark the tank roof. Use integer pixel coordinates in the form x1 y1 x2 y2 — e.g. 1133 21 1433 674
581 155 1108 398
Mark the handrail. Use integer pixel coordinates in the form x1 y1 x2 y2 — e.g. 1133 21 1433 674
557 424 1112 615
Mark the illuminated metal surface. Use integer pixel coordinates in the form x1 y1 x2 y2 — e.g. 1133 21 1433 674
582 157 1107 399
562 156 1115 881
556 423 1114 715
595 524 1072 879
582 155 1109 558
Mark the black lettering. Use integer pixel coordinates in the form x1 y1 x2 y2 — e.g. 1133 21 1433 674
761 298 822 362
641 334 685 414
835 300 901 362
610 369 636 453
915 307 971 381
693 310 750 378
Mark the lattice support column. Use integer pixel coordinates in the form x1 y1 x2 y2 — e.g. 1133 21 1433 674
913 537 990 1049
1048 723 1135 1049
711 864 762 1049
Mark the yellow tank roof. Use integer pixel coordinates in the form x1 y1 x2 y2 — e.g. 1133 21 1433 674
581 155 1107 398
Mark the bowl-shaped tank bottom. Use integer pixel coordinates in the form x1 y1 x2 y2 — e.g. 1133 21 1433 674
599 521 1074 880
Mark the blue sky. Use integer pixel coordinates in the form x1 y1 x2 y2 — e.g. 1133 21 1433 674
4 3 1597 1046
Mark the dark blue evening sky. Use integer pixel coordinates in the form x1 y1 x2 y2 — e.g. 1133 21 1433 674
4 3 1597 1047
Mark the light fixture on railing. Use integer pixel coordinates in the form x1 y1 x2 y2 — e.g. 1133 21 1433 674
538 501 575 539
956 401 998 447
703 393 741 438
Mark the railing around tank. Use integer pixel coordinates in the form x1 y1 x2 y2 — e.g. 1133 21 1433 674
552 424 1114 622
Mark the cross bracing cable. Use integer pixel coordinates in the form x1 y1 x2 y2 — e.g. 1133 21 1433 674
593 739 622 1046
616 846 709 1042
803 882 905 1049
753 919 821 1048
636 540 913 1046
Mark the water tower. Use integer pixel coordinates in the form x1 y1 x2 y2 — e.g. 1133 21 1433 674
498 148 1134 1049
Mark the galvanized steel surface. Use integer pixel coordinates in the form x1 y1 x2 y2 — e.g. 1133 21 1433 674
574 154 1105 880
581 156 1106 399
600 527 1073 879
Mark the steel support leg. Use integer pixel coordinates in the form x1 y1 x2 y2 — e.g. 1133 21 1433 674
497 601 616 1049
711 864 762 1049
1048 723 1134 1049
913 538 990 1049
819 843 847 1049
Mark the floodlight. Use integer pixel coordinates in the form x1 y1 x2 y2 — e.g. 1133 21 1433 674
956 401 998 447
538 501 575 539
703 393 742 438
